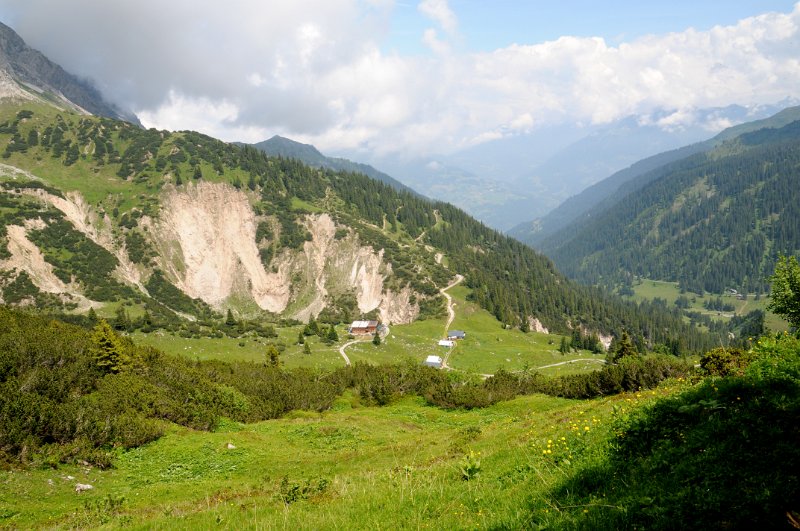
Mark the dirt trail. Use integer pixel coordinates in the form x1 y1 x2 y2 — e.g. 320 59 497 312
337 339 359 366
440 274 464 369
536 358 607 369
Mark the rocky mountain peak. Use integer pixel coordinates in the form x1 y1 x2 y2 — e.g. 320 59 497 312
0 21 139 124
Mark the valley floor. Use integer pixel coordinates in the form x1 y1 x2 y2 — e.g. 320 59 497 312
133 283 606 377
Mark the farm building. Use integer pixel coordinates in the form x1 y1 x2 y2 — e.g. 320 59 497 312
424 355 443 368
447 330 466 340
348 320 379 335
438 339 455 347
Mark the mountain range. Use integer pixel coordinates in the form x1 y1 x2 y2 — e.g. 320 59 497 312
510 105 800 247
2 19 796 352
336 103 791 231
0 23 721 352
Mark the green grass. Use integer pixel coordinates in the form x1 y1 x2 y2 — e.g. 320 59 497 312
444 285 605 375
291 196 323 213
625 278 788 331
133 325 347 370
0 384 686 529
135 283 607 377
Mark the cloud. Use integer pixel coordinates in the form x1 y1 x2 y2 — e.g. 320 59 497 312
422 28 450 55
417 0 457 34
1 1 799 157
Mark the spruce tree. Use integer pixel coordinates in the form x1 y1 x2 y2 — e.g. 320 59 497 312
609 331 638 363
372 330 381 346
91 319 130 373
266 344 280 367
113 305 130 331
327 325 339 342
559 336 569 354
303 342 312 355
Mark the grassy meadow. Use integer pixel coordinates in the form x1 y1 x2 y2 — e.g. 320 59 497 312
624 278 788 331
134 283 602 377
0 385 683 529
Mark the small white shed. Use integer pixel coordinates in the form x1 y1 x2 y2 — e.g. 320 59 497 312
438 339 455 347
424 355 443 368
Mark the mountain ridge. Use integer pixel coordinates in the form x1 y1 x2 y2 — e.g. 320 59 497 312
0 100 720 351
538 115 800 294
246 135 415 195
0 21 139 125
510 105 800 246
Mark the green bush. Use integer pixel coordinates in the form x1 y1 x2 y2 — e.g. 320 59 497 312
539 334 800 530
699 346 753 376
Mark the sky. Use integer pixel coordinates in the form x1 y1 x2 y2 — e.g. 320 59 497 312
1 0 799 157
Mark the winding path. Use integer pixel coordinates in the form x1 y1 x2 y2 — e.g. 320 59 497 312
436 273 605 376
536 358 607 370
440 274 464 369
338 339 360 366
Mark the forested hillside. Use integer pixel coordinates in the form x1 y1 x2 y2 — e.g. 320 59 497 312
0 102 722 351
248 135 413 194
512 105 800 248
541 119 800 295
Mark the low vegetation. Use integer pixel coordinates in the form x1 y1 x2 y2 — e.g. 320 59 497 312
0 303 796 528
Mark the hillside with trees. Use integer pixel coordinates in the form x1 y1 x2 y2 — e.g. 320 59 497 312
537 118 800 296
0 101 723 352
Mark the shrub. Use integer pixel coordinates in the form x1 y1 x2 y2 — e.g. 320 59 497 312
540 334 800 530
699 347 753 377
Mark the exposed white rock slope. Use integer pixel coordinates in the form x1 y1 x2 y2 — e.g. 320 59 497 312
153 182 291 312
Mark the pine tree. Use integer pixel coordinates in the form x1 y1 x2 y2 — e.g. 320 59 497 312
609 331 638 363
87 307 98 323
303 342 312 355
113 305 130 331
297 331 305 345
225 309 236 326
91 319 130 373
305 317 319 337
327 325 339 342
559 336 569 354
266 344 280 367
372 330 381 346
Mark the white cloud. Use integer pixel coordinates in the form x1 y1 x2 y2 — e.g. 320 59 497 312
2 1 799 157
422 28 450 55
417 0 457 34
